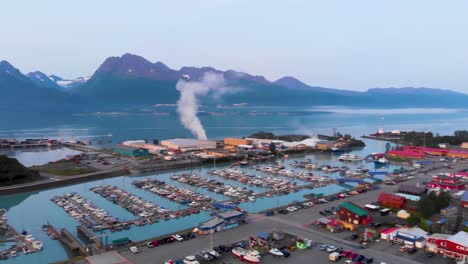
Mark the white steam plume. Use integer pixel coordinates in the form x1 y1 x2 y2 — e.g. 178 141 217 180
176 72 234 140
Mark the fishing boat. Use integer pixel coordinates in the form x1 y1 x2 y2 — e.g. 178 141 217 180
232 247 261 263
240 160 249 166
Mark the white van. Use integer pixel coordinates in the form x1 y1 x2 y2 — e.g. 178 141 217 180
329 252 341 262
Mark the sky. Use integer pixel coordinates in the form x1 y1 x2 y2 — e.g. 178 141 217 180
1 0 467 92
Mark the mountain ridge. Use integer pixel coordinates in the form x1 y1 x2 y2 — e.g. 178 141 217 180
2 54 468 110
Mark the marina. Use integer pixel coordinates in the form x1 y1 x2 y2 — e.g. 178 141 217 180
90 185 170 220
0 139 421 263
51 193 122 231
133 179 214 206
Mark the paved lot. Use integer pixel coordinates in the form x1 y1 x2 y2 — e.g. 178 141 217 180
118 160 466 264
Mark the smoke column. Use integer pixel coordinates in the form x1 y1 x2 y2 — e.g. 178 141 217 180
176 72 226 140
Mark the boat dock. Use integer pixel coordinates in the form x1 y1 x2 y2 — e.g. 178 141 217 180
59 228 87 255
90 185 172 220
0 209 43 260
62 142 102 152
76 225 104 254
51 193 122 231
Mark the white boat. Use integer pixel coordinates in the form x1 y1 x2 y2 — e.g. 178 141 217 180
339 154 363 162
232 247 246 258
232 247 261 263
244 249 261 263
269 248 284 257
32 241 43 250
375 157 389 164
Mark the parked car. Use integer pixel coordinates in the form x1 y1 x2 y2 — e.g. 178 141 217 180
326 245 338 252
319 244 329 251
341 250 352 258
399 246 409 253
362 257 374 263
426 252 434 258
265 211 275 216
353 255 364 262
350 234 359 240
348 253 358 260
280 249 291 257
172 234 184 241
278 209 289 215
130 246 140 254
408 248 417 254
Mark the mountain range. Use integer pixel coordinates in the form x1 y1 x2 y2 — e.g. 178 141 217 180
1 53 468 112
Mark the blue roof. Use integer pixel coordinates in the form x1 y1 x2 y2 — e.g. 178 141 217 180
257 232 269 239
462 191 468 202
395 234 417 242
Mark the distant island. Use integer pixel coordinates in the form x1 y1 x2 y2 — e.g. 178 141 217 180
2 54 468 112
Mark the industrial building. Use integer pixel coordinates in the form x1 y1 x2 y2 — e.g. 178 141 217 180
122 140 168 154
160 138 217 151
462 192 468 208
223 138 252 146
114 144 149 157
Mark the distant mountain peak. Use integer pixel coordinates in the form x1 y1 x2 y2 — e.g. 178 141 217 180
48 75 63 82
274 76 308 89
0 60 30 82
93 53 179 80
26 71 62 89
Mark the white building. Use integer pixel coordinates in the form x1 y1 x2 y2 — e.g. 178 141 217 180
161 138 217 151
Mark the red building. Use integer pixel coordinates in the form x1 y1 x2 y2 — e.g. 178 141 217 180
377 192 406 209
337 202 372 225
427 175 466 190
386 150 425 159
426 231 468 262
462 191 468 208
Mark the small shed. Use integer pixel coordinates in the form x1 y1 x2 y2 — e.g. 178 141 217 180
397 209 410 219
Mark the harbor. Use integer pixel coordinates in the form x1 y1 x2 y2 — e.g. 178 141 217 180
0 132 464 263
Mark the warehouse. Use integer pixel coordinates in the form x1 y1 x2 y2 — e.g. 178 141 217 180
224 138 252 146
378 192 406 209
114 144 149 157
160 138 217 151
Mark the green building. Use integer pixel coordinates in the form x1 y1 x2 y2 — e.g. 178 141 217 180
114 144 149 157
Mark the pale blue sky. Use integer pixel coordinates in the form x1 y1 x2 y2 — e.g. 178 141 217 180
1 0 467 92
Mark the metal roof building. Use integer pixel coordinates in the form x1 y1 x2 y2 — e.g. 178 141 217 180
161 138 217 151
